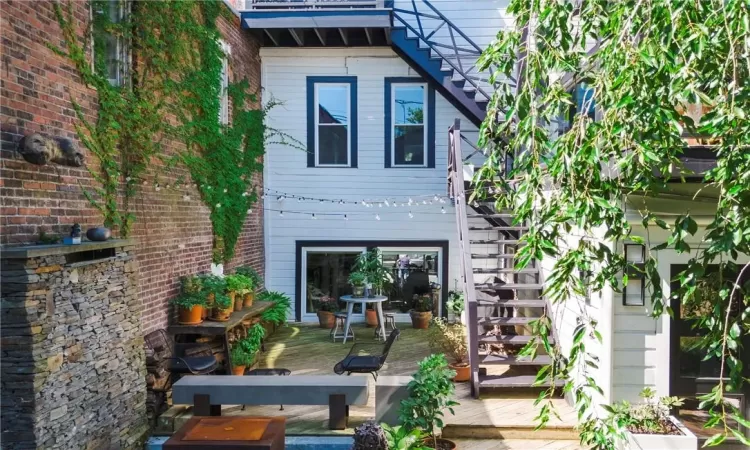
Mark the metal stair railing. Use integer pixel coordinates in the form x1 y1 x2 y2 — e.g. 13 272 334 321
448 118 480 397
392 0 512 103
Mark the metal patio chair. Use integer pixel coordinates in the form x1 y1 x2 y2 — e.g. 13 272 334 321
333 328 400 380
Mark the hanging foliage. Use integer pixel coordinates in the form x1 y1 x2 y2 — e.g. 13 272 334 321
51 0 297 261
475 0 749 448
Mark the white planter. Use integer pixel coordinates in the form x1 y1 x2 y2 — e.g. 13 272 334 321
619 416 697 450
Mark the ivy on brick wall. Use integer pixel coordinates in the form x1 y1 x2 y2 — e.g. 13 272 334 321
51 0 293 262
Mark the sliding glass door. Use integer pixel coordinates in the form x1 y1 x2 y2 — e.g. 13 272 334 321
301 247 366 320
380 247 442 321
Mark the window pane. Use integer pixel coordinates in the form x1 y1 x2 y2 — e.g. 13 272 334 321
318 85 348 124
394 125 424 165
624 278 643 305
381 250 440 315
318 125 348 165
575 83 595 120
105 34 119 83
394 86 424 125
306 252 361 314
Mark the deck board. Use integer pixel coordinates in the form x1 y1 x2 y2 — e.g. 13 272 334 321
211 323 579 437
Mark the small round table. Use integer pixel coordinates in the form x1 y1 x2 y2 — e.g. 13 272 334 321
339 295 388 344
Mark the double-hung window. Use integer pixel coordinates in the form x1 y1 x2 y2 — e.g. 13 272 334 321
93 0 128 86
307 77 357 167
218 41 231 125
385 78 435 168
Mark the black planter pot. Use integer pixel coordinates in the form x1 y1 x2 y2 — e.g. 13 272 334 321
86 227 111 241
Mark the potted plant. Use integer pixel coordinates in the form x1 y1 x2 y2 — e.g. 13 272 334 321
427 318 469 382
352 249 392 297
349 271 367 298
399 354 459 450
226 274 252 311
381 424 430 450
230 345 253 375
607 388 696 450
171 294 206 325
235 323 265 372
181 275 205 319
446 288 464 323
313 295 338 329
365 304 379 327
199 274 224 315
409 294 433 329
236 266 262 307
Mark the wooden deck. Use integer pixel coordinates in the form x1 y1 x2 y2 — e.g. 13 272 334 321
166 323 580 443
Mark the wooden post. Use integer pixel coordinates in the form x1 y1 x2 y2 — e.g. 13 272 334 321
194 394 221 417
328 394 347 430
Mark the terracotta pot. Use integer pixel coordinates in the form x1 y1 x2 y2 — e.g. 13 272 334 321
352 286 365 297
409 310 432 329
230 291 242 312
243 291 254 308
449 362 470 382
434 438 457 450
365 309 379 327
317 310 335 329
231 365 246 376
211 305 233 322
178 305 203 325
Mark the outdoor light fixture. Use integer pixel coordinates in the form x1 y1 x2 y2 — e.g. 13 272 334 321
623 243 646 306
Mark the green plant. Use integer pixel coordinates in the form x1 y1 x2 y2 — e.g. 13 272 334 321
235 266 263 290
37 231 61 245
212 292 232 310
225 274 253 294
200 274 226 295
446 289 464 316
352 421 387 450
427 318 468 366
230 345 254 367
352 249 392 293
412 295 433 313
348 271 367 287
381 424 430 450
399 354 458 447
171 294 206 310
259 291 291 326
313 295 339 313
239 323 265 357
606 388 684 435
474 0 750 446
181 275 203 295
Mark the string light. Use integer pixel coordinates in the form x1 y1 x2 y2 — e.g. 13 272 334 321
344 214 348 220
409 211 413 219
375 214 381 221
311 213 316 219
384 200 390 206
441 207 446 214
279 211 284 217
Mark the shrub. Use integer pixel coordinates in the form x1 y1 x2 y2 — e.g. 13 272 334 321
427 318 468 365
225 274 253 293
399 354 458 447
608 387 684 435
259 291 291 326
351 421 387 450
381 424 430 450
348 271 367 287
230 345 254 367
235 265 263 289
446 290 464 315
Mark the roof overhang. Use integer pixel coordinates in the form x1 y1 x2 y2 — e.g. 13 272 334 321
241 9 391 29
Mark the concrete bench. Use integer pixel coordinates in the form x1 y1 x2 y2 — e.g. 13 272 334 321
172 375 369 430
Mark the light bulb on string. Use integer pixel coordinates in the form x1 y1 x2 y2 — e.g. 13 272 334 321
279 211 284 217
311 213 316 220
408 198 413 205
384 200 390 207
422 200 427 205
441 207 446 214
378 203 382 208
434 195 439 202
375 214 381 221
344 214 348 221
408 211 413 219
298 197 302 202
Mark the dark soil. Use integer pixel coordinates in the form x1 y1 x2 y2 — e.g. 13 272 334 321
627 418 682 435
433 438 456 450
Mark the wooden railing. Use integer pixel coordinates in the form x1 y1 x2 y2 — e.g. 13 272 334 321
448 118 480 397
244 0 389 10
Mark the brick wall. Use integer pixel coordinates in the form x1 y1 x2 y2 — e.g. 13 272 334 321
0 1 265 335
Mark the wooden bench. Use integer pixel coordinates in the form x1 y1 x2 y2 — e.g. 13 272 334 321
172 375 369 430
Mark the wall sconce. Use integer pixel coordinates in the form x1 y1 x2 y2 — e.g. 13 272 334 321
623 244 646 306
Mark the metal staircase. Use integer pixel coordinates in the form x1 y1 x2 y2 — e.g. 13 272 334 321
449 119 554 397
391 0 504 127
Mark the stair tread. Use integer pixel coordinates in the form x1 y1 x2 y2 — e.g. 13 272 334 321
478 317 537 325
476 283 543 290
478 374 554 388
469 226 529 231
478 334 554 344
472 268 538 274
467 213 515 218
479 354 552 366
470 240 525 245
470 253 521 259
476 299 546 307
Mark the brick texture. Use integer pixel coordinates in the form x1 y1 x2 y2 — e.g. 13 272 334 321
0 1 265 335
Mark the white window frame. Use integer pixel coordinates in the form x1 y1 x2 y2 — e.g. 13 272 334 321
301 247 366 321
390 82 428 168
218 41 231 125
97 0 127 87
314 83 351 167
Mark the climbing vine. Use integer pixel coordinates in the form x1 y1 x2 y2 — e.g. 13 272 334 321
475 0 749 448
52 0 294 262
